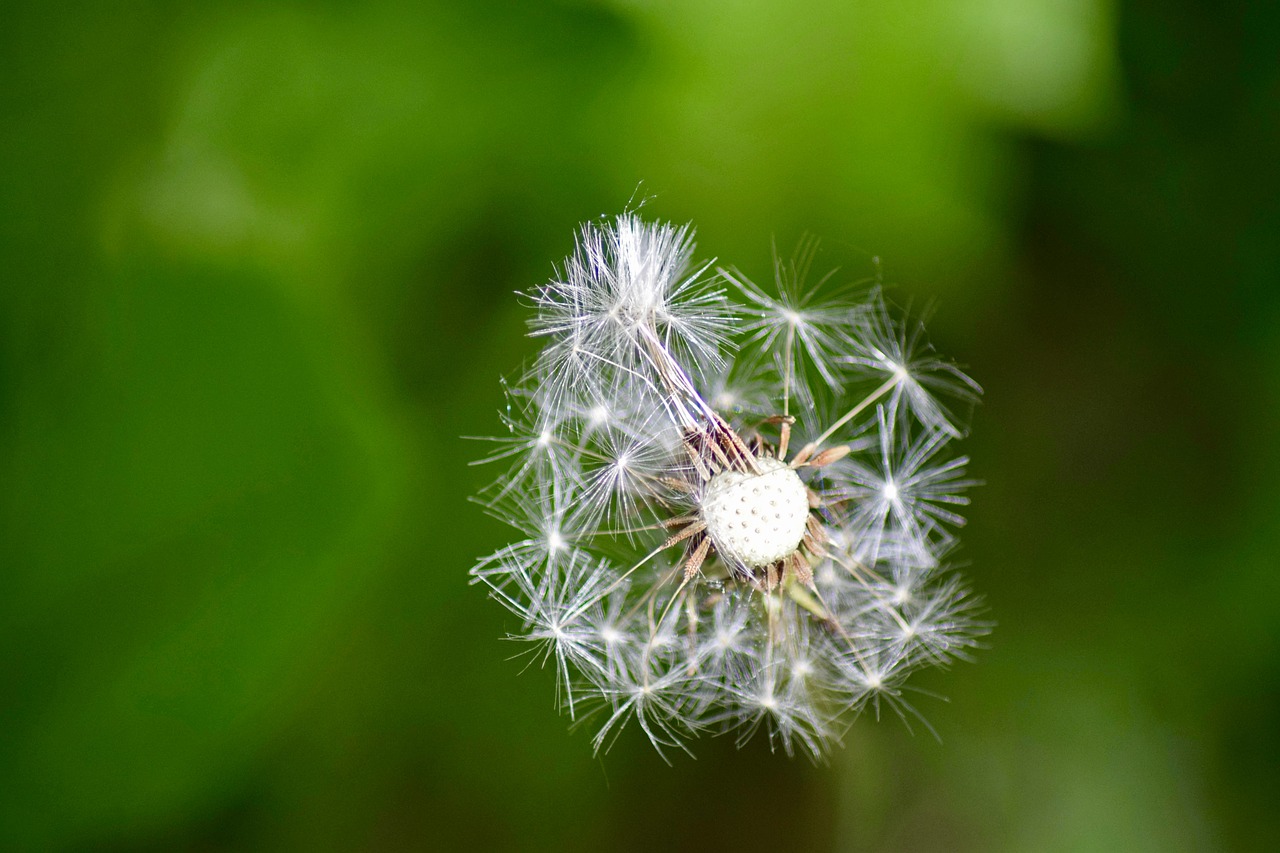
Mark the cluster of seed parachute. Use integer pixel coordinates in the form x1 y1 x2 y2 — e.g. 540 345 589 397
471 213 984 759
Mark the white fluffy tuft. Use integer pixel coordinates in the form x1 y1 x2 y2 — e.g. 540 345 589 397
471 214 986 760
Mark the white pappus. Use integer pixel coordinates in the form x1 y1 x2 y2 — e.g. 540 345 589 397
470 212 986 760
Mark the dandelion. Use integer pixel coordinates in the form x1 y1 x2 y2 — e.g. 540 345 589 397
470 212 986 759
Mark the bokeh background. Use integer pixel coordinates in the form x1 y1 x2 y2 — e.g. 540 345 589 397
2 1 1277 850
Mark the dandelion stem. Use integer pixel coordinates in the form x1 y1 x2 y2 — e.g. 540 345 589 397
782 322 795 418
827 553 913 634
560 543 667 627
809 371 903 450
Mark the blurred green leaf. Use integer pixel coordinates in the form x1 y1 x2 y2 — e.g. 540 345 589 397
0 262 407 848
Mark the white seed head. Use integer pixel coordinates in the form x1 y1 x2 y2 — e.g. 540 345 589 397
701 457 810 568
471 213 985 760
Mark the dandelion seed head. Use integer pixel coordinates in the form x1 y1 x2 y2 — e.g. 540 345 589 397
471 212 986 759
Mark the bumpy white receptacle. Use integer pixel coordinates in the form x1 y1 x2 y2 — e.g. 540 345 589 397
701 457 810 568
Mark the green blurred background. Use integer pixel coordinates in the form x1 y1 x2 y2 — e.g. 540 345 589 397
2 1 1276 850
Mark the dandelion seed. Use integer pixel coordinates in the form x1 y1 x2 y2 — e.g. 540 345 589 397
471 212 987 759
